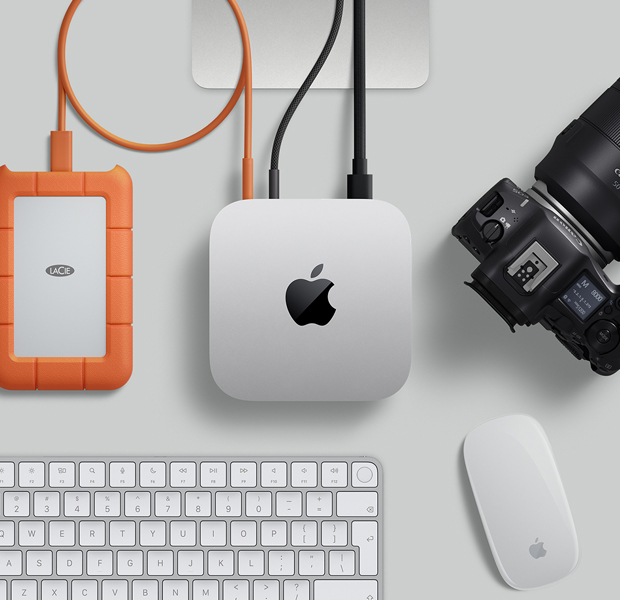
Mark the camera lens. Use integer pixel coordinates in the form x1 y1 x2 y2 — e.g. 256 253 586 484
535 79 620 262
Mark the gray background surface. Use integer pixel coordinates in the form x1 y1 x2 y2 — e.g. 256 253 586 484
0 0 619 597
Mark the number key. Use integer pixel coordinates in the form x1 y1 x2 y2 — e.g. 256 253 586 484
215 492 241 517
185 492 211 517
34 492 60 517
64 492 90 517
3 492 29 517
155 492 181 517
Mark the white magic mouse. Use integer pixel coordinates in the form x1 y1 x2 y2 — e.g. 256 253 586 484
464 415 579 590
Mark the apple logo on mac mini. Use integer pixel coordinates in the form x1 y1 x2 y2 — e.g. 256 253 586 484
529 538 547 559
285 264 336 326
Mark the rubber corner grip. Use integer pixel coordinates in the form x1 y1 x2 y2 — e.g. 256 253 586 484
0 165 133 391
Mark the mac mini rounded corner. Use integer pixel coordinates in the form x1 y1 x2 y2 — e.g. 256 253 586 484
209 198 412 402
464 414 579 591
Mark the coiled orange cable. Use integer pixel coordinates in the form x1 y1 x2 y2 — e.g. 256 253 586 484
55 0 253 199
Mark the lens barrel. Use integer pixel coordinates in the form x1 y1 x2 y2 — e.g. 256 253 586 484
535 79 620 262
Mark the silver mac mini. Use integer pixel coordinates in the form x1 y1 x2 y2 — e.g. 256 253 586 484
209 199 412 401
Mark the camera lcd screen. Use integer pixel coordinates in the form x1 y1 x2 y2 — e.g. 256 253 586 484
561 275 607 321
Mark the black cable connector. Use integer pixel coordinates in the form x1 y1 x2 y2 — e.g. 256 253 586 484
347 0 373 200
269 0 344 199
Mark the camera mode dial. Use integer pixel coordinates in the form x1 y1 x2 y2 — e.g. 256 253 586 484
587 320 620 353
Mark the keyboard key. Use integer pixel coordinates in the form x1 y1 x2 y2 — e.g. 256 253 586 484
140 522 166 547
170 463 196 488
0 551 22 575
49 463 75 488
12 580 36 600
0 463 15 488
79 521 106 547
57 551 82 576
207 550 234 576
283 580 310 600
193 581 218 599
291 463 317 488
34 492 60 517
336 492 378 517
328 550 355 576
3 492 29 517
155 492 181 517
261 521 287 547
307 491 332 517
223 580 249 600
117 551 143 576
201 522 227 547
0 581 5 600
147 550 173 576
72 581 97 600
299 551 324 576
261 463 287 488
246 492 272 517
170 521 196 547
0 522 14 546
140 463 166 488
133 581 157 600
109 521 135 546
352 521 378 576
102 581 127 600
95 492 121 517
64 492 90 517
185 492 211 517
321 462 348 488
276 492 302 517
163 580 188 600
42 580 67 600
215 492 242 517
109 463 135 488
268 551 294 576
79 463 105 488
49 522 75 547
125 492 151 517
238 551 264 576
26 550 52 575
231 463 256 488
314 580 378 600
321 521 347 546
177 550 204 576
291 521 317 547
87 551 113 576
254 580 279 600
201 463 227 487
19 522 44 547
351 462 378 488
231 522 256 547
19 463 45 488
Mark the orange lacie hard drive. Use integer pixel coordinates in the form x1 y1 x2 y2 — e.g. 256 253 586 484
0 164 133 391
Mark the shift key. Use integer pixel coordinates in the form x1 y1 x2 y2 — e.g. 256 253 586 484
336 492 378 517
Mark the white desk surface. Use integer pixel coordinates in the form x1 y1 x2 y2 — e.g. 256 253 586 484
1 0 619 596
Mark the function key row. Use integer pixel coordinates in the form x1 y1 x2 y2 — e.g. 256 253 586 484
0 462 378 490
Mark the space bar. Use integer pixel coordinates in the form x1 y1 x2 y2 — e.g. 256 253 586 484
314 580 378 600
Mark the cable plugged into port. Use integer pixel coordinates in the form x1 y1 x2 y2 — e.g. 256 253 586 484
269 0 344 199
347 0 373 200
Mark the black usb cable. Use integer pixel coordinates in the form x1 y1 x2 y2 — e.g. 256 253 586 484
269 0 345 199
269 0 373 200
347 0 373 199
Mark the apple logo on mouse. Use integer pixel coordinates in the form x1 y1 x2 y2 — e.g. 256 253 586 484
529 538 547 559
286 264 336 326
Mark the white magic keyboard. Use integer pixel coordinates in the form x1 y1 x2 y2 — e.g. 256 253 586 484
0 458 382 600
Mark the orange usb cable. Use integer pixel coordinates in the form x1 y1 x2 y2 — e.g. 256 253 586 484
52 0 254 200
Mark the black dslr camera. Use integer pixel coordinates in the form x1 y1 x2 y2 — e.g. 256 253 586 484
453 79 620 375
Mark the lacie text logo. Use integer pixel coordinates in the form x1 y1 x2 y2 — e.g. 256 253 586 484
46 265 74 277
